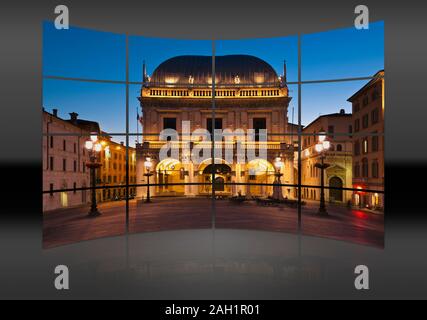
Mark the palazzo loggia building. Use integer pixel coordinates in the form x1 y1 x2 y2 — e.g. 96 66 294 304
136 55 297 199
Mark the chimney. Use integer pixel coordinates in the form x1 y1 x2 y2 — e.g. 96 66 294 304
120 141 124 146
69 112 78 121
52 108 58 117
339 108 345 114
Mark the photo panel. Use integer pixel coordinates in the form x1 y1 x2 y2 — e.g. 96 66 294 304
42 79 127 135
43 21 126 81
211 78 301 234
301 21 384 81
299 129 384 247
128 38 214 233
42 133 127 249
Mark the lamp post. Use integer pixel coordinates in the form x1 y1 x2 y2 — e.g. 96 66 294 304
85 134 103 217
144 157 153 203
272 156 284 200
314 132 330 216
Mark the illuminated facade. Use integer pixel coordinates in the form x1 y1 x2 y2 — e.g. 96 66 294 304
300 109 353 204
96 135 137 202
136 55 296 199
43 109 98 211
348 70 385 210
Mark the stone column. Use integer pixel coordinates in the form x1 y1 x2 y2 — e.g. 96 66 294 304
184 162 195 197
286 156 295 199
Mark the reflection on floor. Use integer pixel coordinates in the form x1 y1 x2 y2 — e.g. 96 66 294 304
39 229 397 299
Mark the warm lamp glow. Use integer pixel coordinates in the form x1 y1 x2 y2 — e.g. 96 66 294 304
94 143 102 152
318 132 326 142
85 140 93 150
274 157 283 169
144 157 152 171
90 135 98 142
314 143 323 153
322 140 331 150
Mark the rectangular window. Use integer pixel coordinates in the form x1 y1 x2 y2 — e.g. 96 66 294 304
163 117 177 130
371 108 379 124
63 159 66 171
328 125 334 138
362 159 369 177
73 182 77 194
253 118 267 142
372 160 379 178
50 136 54 148
372 135 379 152
73 160 77 172
371 88 379 101
362 114 369 128
363 95 369 106
354 140 360 156
49 183 54 196
354 163 360 178
206 118 223 135
353 103 360 113
50 156 54 170
63 139 66 151
354 119 360 132
82 161 86 173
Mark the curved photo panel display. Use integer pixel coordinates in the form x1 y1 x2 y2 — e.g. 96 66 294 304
128 38 214 234
42 22 384 248
208 37 300 234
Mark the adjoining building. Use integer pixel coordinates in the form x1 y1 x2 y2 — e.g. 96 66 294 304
43 109 99 211
136 55 296 199
348 70 384 210
96 134 137 202
300 109 353 204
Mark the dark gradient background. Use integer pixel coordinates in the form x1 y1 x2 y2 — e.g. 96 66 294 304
1 0 426 299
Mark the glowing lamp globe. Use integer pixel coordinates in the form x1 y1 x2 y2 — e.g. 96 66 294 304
85 140 93 150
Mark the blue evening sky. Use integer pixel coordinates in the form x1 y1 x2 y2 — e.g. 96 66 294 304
43 21 384 145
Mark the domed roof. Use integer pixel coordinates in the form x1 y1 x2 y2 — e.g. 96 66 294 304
148 55 280 86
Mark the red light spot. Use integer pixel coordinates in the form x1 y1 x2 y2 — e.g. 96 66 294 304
354 210 367 219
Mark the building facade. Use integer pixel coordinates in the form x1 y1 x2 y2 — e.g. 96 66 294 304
348 70 384 210
300 109 353 204
96 135 137 202
136 55 296 199
43 109 99 212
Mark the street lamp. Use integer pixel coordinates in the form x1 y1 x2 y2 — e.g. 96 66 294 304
85 134 103 217
272 156 284 200
144 157 153 203
314 132 330 216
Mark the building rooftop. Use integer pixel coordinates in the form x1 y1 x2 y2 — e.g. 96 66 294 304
347 70 384 102
148 55 281 86
303 109 352 131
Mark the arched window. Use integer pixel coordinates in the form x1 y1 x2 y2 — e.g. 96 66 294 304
336 144 342 151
